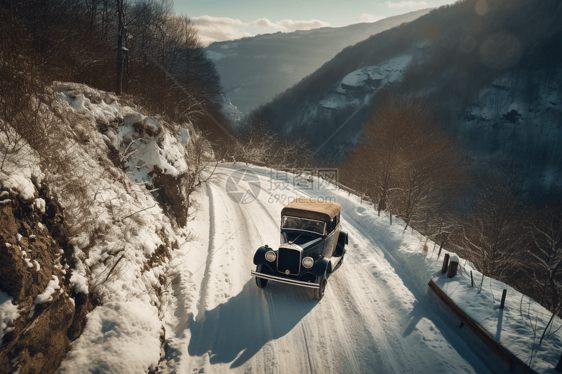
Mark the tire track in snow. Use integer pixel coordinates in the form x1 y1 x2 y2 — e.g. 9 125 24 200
299 321 315 374
221 167 391 373
195 181 257 321
338 207 496 373
329 256 410 373
252 174 358 374
195 182 216 321
321 279 370 374
162 166 495 374
191 173 283 373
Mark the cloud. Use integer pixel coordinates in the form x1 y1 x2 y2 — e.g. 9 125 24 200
191 16 251 46
192 16 331 46
385 1 428 8
276 19 330 31
248 18 284 30
249 18 330 32
360 13 385 23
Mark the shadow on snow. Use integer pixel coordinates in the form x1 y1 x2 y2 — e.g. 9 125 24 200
187 279 317 368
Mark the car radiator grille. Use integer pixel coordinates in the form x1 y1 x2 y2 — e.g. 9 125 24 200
277 247 301 275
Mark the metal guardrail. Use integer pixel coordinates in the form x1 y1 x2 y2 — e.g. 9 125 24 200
428 280 537 374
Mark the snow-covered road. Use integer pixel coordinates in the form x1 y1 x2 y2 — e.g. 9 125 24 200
158 165 501 374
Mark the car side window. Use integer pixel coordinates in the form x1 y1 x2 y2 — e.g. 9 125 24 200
327 218 333 233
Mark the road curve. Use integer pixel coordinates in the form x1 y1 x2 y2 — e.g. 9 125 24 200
158 165 499 374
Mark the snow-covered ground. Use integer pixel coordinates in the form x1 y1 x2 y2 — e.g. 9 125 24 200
0 82 199 373
5 80 559 372
0 291 18 342
156 164 528 374
339 54 412 90
434 266 562 373
51 83 195 373
317 54 412 113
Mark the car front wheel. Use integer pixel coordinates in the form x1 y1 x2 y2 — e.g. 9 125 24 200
314 273 328 300
255 264 269 289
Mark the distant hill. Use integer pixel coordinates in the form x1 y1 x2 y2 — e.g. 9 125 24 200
260 0 562 198
206 9 432 115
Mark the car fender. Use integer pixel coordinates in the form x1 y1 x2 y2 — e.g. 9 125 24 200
309 257 331 277
253 245 274 265
338 231 348 246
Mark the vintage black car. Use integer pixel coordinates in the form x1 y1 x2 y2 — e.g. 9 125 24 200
251 198 348 299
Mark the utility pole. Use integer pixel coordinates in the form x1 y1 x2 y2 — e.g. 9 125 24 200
116 0 126 96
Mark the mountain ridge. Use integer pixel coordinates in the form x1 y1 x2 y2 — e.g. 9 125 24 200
258 0 562 197
206 9 432 115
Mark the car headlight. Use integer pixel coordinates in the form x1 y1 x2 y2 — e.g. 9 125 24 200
302 257 314 269
265 250 277 262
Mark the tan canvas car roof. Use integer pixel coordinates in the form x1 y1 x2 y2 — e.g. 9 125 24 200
281 198 342 222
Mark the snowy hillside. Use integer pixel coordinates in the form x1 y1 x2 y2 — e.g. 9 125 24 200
305 55 412 133
0 82 204 373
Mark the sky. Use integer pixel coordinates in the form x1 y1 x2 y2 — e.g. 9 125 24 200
173 0 458 45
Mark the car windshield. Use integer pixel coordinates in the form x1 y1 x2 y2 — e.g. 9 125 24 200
282 216 326 235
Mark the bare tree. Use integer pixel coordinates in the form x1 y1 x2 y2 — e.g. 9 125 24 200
459 177 526 282
0 10 56 172
115 0 125 95
232 106 311 168
181 129 217 217
524 202 562 311
344 94 465 225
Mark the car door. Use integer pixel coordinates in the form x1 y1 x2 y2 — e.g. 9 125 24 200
323 214 340 258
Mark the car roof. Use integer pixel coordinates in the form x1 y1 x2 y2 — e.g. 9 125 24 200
281 198 342 222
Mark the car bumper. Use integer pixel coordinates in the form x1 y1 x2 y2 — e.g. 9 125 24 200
251 270 320 289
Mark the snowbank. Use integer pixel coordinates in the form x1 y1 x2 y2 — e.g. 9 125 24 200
46 83 193 372
0 173 36 201
339 54 411 91
434 266 562 373
0 291 19 342
29 276 60 316
58 300 162 374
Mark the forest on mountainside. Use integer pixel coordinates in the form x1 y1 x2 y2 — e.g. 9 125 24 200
254 0 562 199
0 0 233 147
339 94 562 317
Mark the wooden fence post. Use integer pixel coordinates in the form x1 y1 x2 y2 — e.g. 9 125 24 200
437 241 444 259
555 352 562 372
442 253 450 274
471 271 474 287
448 260 458 278
500 289 507 309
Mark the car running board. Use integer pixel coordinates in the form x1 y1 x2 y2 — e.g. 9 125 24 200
251 271 321 289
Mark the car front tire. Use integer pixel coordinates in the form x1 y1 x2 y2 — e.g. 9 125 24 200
314 273 328 300
255 264 269 289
